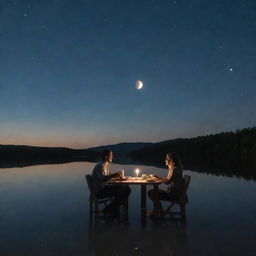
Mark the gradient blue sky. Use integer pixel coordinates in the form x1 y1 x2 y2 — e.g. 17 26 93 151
1 0 256 148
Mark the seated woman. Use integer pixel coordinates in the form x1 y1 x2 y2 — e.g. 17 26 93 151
148 152 184 217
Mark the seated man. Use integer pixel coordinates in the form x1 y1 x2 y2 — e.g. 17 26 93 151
92 149 131 216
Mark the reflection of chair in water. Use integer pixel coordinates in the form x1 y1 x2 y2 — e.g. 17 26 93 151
85 175 113 216
162 175 191 218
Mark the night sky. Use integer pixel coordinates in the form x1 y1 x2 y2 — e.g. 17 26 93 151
1 0 256 148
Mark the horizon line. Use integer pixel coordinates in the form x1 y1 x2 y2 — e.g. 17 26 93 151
1 126 255 149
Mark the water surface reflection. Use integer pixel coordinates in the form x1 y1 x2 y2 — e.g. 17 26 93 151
0 162 255 255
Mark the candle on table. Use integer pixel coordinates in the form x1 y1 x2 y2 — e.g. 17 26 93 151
135 168 140 178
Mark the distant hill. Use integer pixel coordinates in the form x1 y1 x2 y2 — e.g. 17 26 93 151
129 127 256 180
0 145 98 168
87 142 154 154
1 127 256 180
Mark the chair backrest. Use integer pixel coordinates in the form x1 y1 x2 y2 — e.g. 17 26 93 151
183 175 190 191
179 175 191 202
85 174 94 194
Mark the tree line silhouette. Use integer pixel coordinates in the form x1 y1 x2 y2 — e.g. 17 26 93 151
0 145 98 168
130 127 256 180
1 128 255 179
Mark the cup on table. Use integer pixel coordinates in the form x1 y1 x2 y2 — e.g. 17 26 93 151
121 169 125 178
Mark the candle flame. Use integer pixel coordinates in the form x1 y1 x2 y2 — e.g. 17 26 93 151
135 168 140 177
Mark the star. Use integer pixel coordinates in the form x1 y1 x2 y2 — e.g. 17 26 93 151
229 68 233 72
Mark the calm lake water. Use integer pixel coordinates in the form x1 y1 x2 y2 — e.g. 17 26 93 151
0 162 256 256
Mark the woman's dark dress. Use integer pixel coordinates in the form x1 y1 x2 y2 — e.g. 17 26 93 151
158 167 183 200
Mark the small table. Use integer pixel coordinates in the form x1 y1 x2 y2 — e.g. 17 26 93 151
108 177 163 226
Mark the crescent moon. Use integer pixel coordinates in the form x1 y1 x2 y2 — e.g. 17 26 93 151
135 80 143 89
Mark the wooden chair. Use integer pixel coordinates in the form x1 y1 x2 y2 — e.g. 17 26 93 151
162 175 191 218
85 175 113 216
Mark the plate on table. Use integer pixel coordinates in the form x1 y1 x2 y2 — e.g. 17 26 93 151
111 176 128 181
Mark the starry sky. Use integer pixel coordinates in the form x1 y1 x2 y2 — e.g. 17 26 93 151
0 0 256 148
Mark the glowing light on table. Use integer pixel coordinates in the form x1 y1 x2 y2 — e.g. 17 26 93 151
135 168 140 177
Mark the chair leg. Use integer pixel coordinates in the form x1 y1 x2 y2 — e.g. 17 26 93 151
123 199 129 221
164 202 175 214
95 202 99 216
123 198 129 211
89 199 93 214
180 204 186 217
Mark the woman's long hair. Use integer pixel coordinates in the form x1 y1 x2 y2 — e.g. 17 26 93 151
166 152 183 172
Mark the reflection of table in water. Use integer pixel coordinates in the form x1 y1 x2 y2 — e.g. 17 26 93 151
108 177 163 226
